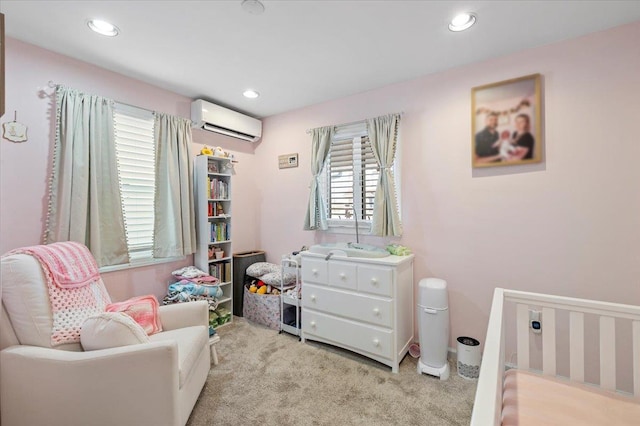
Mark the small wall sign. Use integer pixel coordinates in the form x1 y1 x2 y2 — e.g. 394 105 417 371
278 153 298 169
2 111 28 143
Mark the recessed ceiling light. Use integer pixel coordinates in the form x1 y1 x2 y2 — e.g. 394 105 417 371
448 13 476 32
87 19 119 37
243 90 260 99
241 0 265 15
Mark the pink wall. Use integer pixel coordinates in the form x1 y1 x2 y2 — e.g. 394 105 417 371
256 22 640 361
0 38 260 301
2 22 640 387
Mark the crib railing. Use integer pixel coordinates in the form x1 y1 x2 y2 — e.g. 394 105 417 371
471 288 640 426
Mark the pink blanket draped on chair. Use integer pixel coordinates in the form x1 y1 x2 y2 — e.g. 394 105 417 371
6 241 111 346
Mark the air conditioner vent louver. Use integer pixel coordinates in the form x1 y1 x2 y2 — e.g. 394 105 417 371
191 99 262 142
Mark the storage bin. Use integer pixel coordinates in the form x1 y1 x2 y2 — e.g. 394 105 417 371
242 285 280 330
233 250 266 317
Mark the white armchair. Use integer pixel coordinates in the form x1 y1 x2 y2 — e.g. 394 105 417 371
0 252 210 426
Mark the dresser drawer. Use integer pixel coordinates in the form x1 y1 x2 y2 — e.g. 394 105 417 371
302 284 392 328
301 258 328 285
303 310 393 359
328 260 357 291
357 265 393 297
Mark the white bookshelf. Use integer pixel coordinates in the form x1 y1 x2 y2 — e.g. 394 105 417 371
194 155 233 326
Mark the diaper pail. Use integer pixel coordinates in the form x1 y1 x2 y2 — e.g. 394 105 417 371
417 278 450 380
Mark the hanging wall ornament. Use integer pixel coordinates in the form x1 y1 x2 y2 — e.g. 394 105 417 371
2 111 28 143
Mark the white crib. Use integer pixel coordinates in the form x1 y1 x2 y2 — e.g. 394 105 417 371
471 288 640 425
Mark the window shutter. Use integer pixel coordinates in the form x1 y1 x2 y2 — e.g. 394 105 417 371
361 136 379 221
327 135 381 221
114 107 156 260
328 137 355 219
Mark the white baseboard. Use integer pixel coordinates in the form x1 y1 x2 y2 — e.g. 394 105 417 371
448 346 457 363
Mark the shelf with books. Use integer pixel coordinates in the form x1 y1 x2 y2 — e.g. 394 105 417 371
207 200 230 217
195 155 234 324
206 176 229 200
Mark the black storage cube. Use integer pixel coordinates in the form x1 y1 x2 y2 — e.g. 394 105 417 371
232 250 266 317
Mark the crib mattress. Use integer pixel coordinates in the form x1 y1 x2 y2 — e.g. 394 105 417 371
502 369 640 426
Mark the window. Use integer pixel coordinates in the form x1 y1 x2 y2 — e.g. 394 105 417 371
322 123 399 232
113 104 156 263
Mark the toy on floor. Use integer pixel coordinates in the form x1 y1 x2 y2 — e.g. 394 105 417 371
248 278 280 295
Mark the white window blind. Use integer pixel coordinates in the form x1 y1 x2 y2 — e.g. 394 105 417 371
114 105 156 261
327 136 380 221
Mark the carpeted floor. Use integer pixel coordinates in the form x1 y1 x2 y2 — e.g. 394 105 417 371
187 317 477 426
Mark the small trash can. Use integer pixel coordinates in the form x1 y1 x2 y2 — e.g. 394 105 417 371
456 336 481 380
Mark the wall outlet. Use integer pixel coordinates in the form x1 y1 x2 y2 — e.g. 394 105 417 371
529 310 542 334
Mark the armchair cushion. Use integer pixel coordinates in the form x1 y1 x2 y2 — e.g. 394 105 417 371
81 312 150 351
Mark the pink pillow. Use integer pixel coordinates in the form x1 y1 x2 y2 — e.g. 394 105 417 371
105 295 162 335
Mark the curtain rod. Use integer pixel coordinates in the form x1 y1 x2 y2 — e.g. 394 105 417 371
305 111 404 134
47 80 155 114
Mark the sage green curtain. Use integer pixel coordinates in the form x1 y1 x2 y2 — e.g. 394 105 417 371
303 126 334 230
153 113 196 257
44 86 129 267
366 114 403 237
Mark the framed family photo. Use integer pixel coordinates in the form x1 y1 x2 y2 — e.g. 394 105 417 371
471 73 542 168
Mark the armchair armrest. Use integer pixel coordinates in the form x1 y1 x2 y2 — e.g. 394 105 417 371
159 300 208 331
1 342 180 426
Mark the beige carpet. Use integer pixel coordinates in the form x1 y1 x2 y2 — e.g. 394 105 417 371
187 317 477 426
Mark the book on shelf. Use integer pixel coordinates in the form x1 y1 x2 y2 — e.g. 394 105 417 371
210 222 230 242
225 263 231 283
208 178 228 199
209 262 232 282
208 201 225 217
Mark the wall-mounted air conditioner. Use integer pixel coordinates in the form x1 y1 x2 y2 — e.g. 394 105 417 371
191 99 262 142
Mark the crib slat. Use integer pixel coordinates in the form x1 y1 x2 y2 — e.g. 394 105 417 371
599 316 616 391
542 307 556 376
633 320 640 397
517 303 529 369
569 311 585 383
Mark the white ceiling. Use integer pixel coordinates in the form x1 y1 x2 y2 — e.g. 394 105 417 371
3 1 640 118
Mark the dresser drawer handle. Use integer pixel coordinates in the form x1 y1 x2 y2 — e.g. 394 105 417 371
371 278 378 285
310 321 316 328
339 273 346 280
373 308 380 316
312 269 318 276
310 295 316 302
373 338 380 347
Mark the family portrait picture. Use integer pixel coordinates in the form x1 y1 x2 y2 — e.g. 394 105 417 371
471 74 542 168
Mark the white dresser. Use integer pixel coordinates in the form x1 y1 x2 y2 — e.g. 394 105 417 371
300 252 414 373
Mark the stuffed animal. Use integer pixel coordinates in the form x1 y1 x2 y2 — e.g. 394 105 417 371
213 146 228 158
200 146 213 156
